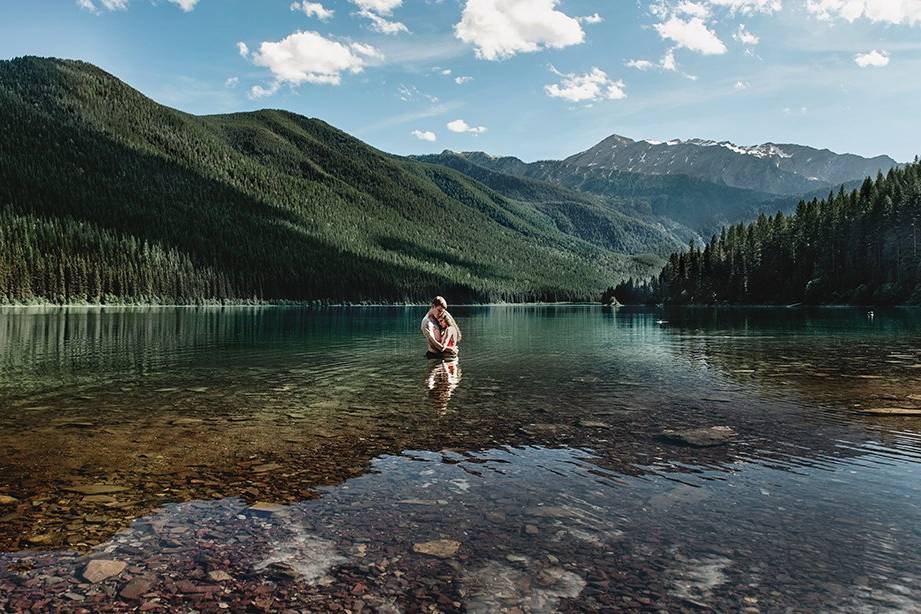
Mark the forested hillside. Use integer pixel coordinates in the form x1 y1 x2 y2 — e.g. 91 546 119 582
607 162 921 305
0 57 675 304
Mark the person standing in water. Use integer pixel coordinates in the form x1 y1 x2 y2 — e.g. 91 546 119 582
421 296 461 356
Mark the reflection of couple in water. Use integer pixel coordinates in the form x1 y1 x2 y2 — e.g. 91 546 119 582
421 296 461 358
426 358 462 415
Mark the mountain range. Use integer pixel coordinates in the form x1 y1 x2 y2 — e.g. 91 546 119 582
562 134 898 195
0 56 904 304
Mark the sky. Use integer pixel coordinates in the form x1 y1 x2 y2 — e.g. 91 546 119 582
1 0 920 162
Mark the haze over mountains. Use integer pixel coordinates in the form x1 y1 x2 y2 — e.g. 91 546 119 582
0 56 905 304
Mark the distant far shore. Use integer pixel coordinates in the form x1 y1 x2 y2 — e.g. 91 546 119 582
1 302 919 310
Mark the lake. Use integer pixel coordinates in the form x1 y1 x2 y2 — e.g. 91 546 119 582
1 305 921 611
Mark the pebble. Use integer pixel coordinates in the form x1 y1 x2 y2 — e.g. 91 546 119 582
82 559 127 583
412 539 461 558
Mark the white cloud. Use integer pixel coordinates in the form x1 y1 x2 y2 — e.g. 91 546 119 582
654 16 727 54
580 12 604 24
544 66 626 102
411 129 437 141
398 84 438 103
447 119 487 133
351 0 409 34
250 83 281 99
854 49 890 67
291 1 334 20
237 41 249 57
661 48 678 71
806 0 921 25
676 1 711 17
76 0 128 12
454 75 473 84
783 106 808 115
353 0 402 13
734 79 749 89
168 0 199 11
733 23 760 44
78 0 199 10
626 48 680 72
455 0 585 60
706 0 781 14
441 68 452 75
626 58 657 70
224 76 239 88
250 31 381 90
360 10 409 33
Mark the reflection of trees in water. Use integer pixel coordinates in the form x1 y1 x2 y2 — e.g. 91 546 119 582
427 360 461 415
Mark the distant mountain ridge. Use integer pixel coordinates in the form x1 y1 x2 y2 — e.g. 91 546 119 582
414 150 787 238
562 134 898 195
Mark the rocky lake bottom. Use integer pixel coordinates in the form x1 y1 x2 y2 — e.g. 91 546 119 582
1 305 921 612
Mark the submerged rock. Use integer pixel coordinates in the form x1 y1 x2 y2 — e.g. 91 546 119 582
661 426 736 447
462 561 586 613
119 576 155 600
247 502 288 516
82 559 127 583
412 539 461 558
208 570 233 582
0 495 18 505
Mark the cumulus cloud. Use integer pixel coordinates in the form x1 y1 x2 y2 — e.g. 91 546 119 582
353 0 401 12
734 80 749 89
250 83 281 99
447 119 487 133
580 12 604 24
168 0 199 10
224 76 239 88
237 41 249 57
250 31 381 91
806 0 921 25
351 0 409 34
654 16 727 54
854 49 890 67
291 1 334 20
544 66 626 102
676 1 711 17
733 23 759 44
455 0 585 60
411 129 437 141
454 75 473 84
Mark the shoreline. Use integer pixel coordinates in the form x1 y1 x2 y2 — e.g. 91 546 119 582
1 302 919 310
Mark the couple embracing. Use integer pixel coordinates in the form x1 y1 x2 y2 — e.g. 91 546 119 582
421 296 461 358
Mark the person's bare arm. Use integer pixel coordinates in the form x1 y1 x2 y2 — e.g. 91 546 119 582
423 320 445 351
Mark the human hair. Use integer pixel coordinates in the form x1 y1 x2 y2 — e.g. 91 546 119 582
432 296 447 309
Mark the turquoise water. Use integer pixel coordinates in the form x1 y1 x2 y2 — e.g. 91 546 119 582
1 306 920 611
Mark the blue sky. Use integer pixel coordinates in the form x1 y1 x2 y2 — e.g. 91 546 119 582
1 0 919 162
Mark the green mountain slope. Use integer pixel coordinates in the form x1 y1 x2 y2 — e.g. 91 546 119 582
0 57 672 304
